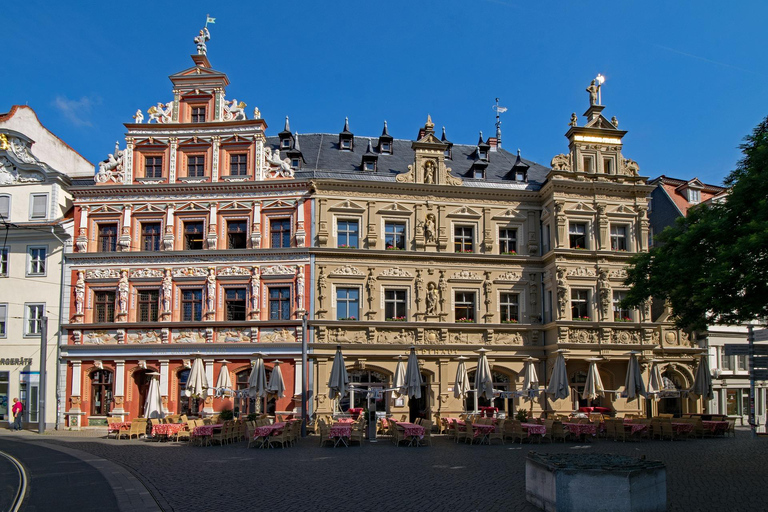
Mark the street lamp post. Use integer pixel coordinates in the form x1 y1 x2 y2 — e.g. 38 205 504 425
39 316 48 434
301 312 308 438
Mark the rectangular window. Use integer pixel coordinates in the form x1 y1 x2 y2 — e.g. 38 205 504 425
187 155 205 177
337 220 359 248
269 287 291 320
381 142 392 153
341 139 351 150
30 194 48 220
688 189 701 203
582 155 594 173
0 195 9 221
138 290 159 322
499 228 517 255
603 157 613 174
225 288 247 321
454 226 474 253
141 222 162 252
191 106 206 123
184 221 205 250
384 289 407 321
270 219 291 248
0 304 6 337
28 247 46 275
726 389 740 416
546 290 553 323
0 248 8 277
336 288 359 320
571 289 589 320
98 224 118 252
145 156 163 178
721 353 733 371
94 291 116 323
473 168 485 179
229 154 248 176
363 160 375 171
227 220 248 249
500 293 519 323
613 291 630 321
737 355 748 372
610 225 628 251
455 292 476 322
182 289 203 321
542 224 551 254
384 222 406 250
569 223 587 249
25 304 44 335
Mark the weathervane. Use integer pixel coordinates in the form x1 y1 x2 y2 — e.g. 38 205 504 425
492 98 507 148
194 14 216 55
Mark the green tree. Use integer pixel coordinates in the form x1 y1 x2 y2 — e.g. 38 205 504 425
623 116 768 331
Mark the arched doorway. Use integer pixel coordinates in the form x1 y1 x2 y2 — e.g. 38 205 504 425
408 371 431 423
233 367 275 416
570 370 611 410
339 368 390 415
177 368 201 417
90 369 113 416
466 370 515 415
658 368 685 417
132 369 153 418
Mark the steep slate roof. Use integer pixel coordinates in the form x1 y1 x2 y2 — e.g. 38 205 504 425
268 134 548 190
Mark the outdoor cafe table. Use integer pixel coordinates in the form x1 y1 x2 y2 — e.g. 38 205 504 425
109 422 131 431
396 422 426 446
702 420 728 435
191 423 223 438
672 422 695 434
151 423 185 438
563 423 597 437
521 423 547 437
329 424 352 447
336 418 356 424
252 422 287 448
624 423 648 435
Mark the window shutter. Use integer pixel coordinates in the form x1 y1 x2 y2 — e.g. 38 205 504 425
31 195 47 219
0 196 9 220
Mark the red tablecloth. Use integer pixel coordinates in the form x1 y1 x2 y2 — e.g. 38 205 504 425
192 423 223 437
397 422 425 439
253 422 286 438
109 422 131 430
152 423 185 436
672 422 695 434
329 425 352 438
563 423 597 436
336 418 356 424
702 420 728 434
521 423 546 436
470 423 495 437
624 423 647 435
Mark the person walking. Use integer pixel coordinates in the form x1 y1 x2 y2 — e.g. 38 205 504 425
11 398 23 431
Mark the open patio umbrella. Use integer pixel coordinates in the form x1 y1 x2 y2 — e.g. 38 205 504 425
582 358 605 401
474 348 494 401
144 372 164 419
267 360 286 398
247 355 267 399
454 356 471 400
215 360 233 397
690 354 714 401
522 357 540 401
393 355 406 397
546 351 570 401
328 346 349 401
646 360 664 400
184 355 209 399
404 347 423 399
623 352 647 402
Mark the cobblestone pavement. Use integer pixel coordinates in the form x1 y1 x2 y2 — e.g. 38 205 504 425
2 428 766 511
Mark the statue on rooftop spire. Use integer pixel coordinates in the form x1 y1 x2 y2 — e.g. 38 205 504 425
586 80 599 106
194 26 211 55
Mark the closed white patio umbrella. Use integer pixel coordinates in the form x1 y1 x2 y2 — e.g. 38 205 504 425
646 360 664 400
393 355 407 397
623 352 647 402
215 360 233 397
522 357 540 401
474 348 494 401
404 347 423 399
690 354 714 401
582 358 605 402
144 372 164 419
546 351 570 401
454 356 471 400
184 355 209 400
267 360 286 398
247 355 267 399
328 346 349 401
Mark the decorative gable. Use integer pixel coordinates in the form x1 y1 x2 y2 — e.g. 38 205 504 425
377 202 412 215
492 208 526 221
219 201 253 211
447 205 482 218
566 202 597 214
263 199 296 210
175 201 210 212
329 199 365 212
133 204 167 213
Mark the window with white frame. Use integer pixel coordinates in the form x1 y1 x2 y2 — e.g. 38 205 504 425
25 303 44 335
336 287 360 320
499 228 517 254
455 291 476 322
613 290 630 321
571 289 589 320
27 246 46 275
0 303 6 337
384 221 406 250
30 194 48 220
500 292 519 323
687 188 701 204
384 289 407 321
337 219 359 248
569 222 587 249
0 248 8 277
454 226 474 253
0 195 10 221
610 225 628 251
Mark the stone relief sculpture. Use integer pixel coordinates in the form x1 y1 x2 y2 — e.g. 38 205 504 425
415 270 424 309
586 79 599 105
250 267 260 311
74 271 85 316
147 102 173 124
550 153 571 171
95 142 125 183
162 269 173 313
438 271 447 312
265 147 294 178
317 267 327 311
296 267 305 311
261 264 296 276
223 99 247 121
424 214 436 243
621 158 640 176
570 113 578 127
483 272 493 308
425 282 438 315
423 160 436 184
365 269 376 311
86 269 121 279
194 26 211 55
133 109 144 123
598 269 611 319
556 268 569 318
206 268 216 312
330 265 365 277
118 270 129 314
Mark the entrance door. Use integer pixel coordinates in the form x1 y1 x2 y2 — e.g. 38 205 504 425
133 370 151 417
408 373 429 422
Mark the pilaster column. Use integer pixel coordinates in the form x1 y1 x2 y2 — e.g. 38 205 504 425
482 207 492 253
169 137 178 182
637 206 649 252
125 138 134 183
211 136 221 181
70 361 82 407
163 205 175 250
365 201 376 248
160 360 169 413
314 357 331 414
294 358 303 397
527 210 539 255
596 203 608 251
295 198 306 247
113 360 125 414
204 359 215 414
207 203 218 249
554 201 566 249
172 90 180 122
76 206 89 252
119 206 132 251
251 201 262 248
214 88 225 121
437 204 448 251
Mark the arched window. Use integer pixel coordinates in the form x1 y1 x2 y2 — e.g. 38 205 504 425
340 369 388 413
234 367 274 417
178 369 200 416
466 370 513 413
91 370 113 416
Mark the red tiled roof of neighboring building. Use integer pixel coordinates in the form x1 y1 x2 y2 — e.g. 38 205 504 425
652 175 728 216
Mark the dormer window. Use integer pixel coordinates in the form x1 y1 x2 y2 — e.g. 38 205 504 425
476 132 490 161
442 127 453 159
361 139 378 172
339 117 354 151
444 147 452 158
473 168 485 179
377 121 393 154
515 170 527 182
687 188 701 203
278 116 293 150
291 158 301 169
479 149 488 160
281 138 291 149
341 139 352 150
381 142 391 153
191 106 206 123
364 160 376 171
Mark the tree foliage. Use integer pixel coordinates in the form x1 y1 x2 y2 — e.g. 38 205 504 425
623 116 768 331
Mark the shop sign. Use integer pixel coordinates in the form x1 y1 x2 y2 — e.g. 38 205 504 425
0 358 33 366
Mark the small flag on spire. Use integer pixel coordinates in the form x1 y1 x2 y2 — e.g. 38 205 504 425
206 15 216 24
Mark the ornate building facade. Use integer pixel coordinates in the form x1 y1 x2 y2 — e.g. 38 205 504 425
61 35 706 427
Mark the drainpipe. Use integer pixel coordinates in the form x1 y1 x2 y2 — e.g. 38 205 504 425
50 225 69 431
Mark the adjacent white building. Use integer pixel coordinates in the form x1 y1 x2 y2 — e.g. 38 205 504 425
0 105 92 429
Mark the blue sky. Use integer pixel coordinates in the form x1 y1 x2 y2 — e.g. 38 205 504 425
3 1 766 186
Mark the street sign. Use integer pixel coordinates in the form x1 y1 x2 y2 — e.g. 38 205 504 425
724 344 751 356
754 329 768 342
753 356 768 369
752 369 768 380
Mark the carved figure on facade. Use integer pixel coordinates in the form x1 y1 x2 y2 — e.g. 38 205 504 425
261 328 296 343
452 269 480 280
264 147 294 178
174 329 206 343
425 282 438 315
331 265 365 277
118 269 129 314
611 116 619 128
253 107 261 119
438 271 447 312
612 329 642 344
250 267 260 311
126 330 161 344
483 271 493 308
223 99 247 121
497 271 522 282
550 153 571 171
379 267 413 278
570 113 578 127
130 268 164 279
570 328 598 343
162 269 173 312
414 270 424 309
317 266 327 311
556 268 569 318
217 328 251 343
621 158 640 176
423 214 436 243
423 160 436 184
609 268 628 279
586 79 599 105
206 267 216 312
296 267 305 311
147 102 173 124
86 268 121 280
494 332 524 345
172 267 208 277
74 271 85 316
261 264 296 276
95 143 125 184
133 109 144 123
567 266 597 277
194 26 211 55
598 268 611 319
0 133 8 151
84 331 118 345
